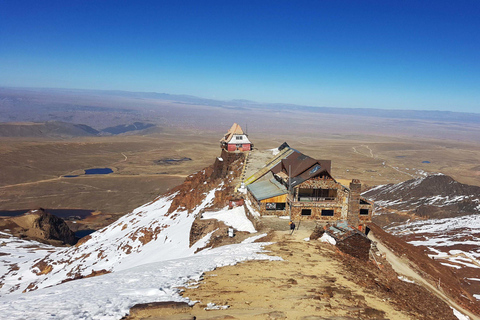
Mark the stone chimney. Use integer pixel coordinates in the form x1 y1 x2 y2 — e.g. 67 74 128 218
347 179 361 228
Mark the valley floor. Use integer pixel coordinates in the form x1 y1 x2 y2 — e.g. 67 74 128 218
125 228 461 320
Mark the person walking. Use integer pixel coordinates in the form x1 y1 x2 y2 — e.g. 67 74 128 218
289 220 296 235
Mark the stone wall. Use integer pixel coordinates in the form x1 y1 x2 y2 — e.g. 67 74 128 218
347 180 361 227
290 202 344 221
211 149 244 180
359 203 373 223
246 191 288 216
290 177 349 221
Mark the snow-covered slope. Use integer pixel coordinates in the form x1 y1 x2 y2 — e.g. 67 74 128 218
0 166 279 319
364 174 480 300
387 215 480 267
385 213 480 301
0 189 212 295
0 234 277 320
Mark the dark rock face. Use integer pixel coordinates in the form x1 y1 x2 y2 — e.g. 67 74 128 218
5 208 78 245
363 174 480 219
34 209 77 245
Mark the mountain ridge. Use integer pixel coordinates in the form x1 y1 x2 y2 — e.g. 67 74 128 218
2 86 479 123
364 173 480 220
0 121 156 137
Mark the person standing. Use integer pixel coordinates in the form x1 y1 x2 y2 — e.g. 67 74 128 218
289 220 296 234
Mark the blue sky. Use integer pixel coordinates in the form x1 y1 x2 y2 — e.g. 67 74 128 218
1 1 479 112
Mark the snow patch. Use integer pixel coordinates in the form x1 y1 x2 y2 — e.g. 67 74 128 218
451 307 470 320
205 302 229 310
398 276 415 283
270 148 280 156
320 233 336 245
202 206 256 233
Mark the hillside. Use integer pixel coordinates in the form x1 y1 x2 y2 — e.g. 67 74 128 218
127 228 460 320
0 153 245 295
0 153 284 320
363 174 480 302
364 173 480 220
0 121 99 137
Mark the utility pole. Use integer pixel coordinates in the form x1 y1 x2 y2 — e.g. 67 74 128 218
288 165 292 221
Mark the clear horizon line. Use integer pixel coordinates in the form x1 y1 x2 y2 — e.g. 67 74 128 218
1 85 479 116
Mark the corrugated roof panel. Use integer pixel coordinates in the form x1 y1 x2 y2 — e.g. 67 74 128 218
247 178 288 201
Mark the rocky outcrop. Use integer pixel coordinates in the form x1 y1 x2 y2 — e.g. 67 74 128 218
168 151 245 214
5 208 77 245
167 166 215 213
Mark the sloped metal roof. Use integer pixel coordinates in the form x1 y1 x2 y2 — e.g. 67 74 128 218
271 149 332 179
220 123 246 143
247 177 288 201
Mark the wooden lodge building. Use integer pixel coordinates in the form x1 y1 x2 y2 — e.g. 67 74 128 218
246 144 373 231
220 123 252 152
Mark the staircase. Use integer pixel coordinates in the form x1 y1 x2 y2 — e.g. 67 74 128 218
234 151 250 192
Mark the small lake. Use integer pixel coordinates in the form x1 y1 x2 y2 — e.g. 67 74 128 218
75 229 96 238
84 168 113 175
422 161 431 163
0 209 93 219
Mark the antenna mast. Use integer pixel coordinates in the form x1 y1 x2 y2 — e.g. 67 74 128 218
289 165 292 220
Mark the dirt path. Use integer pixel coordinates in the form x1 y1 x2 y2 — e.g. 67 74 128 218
351 145 416 179
126 229 413 320
370 233 480 320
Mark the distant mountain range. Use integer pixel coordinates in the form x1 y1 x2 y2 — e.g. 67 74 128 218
2 87 479 125
0 121 155 137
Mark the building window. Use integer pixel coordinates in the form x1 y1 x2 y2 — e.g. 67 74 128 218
321 209 334 216
301 209 311 216
266 203 276 210
360 209 369 215
298 188 336 201
235 136 242 140
266 203 286 210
